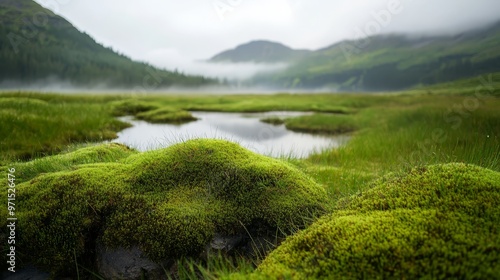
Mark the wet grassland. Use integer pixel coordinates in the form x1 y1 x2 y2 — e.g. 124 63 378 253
1 75 500 278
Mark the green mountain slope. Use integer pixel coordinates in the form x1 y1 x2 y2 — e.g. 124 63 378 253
249 21 500 91
0 0 217 88
209 40 311 63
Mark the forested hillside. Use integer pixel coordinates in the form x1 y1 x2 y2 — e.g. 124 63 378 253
0 0 217 89
210 40 310 63
212 21 500 91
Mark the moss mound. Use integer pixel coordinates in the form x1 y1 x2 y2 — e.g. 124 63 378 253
110 99 197 124
0 97 49 107
4 139 327 275
260 117 285 125
136 107 198 124
285 114 357 134
3 143 136 181
110 99 159 116
254 163 500 279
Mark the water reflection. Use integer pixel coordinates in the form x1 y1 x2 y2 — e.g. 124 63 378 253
113 112 349 158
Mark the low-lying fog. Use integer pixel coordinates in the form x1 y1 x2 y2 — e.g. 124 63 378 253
0 60 338 94
139 49 288 80
0 56 302 94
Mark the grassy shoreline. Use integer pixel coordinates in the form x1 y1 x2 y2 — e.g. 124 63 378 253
1 77 499 278
2 86 499 199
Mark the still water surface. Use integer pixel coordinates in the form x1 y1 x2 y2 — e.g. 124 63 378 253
113 112 349 158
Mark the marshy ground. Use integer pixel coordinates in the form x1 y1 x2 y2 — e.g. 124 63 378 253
1 74 499 279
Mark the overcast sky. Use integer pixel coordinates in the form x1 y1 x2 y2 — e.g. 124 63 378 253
34 0 500 78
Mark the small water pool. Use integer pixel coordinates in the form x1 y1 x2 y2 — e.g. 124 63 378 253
112 111 349 158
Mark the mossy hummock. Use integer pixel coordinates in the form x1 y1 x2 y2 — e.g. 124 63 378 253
135 107 198 124
111 99 198 124
3 143 136 182
254 163 500 279
3 139 327 275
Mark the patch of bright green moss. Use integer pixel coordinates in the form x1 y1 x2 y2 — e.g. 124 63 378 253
5 139 327 275
260 117 285 125
285 114 357 134
136 107 198 124
0 96 130 163
110 99 159 116
4 143 136 181
252 163 500 279
0 97 49 107
110 99 197 124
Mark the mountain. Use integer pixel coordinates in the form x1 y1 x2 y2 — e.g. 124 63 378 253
209 40 311 63
228 22 500 91
0 0 217 89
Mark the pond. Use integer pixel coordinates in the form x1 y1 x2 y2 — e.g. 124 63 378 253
113 111 349 158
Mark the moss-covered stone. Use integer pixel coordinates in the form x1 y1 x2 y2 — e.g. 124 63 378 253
253 163 500 279
4 139 327 276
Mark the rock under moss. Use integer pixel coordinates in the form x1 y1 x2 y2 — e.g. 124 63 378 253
3 139 327 276
251 163 500 279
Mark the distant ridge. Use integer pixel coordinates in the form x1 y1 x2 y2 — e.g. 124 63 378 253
0 0 217 89
210 21 500 91
210 40 311 63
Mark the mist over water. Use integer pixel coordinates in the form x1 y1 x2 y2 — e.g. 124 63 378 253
0 76 342 95
0 83 340 95
0 54 294 93
139 50 289 80
184 61 287 80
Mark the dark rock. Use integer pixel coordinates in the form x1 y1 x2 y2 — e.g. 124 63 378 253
2 265 49 280
209 233 244 252
205 230 280 260
96 244 167 280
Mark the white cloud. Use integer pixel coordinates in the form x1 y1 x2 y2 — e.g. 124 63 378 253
34 0 500 79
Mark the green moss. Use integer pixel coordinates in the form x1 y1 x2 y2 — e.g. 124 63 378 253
0 95 130 163
336 163 500 213
14 165 130 272
136 107 198 124
110 99 197 124
6 139 327 275
252 163 500 279
110 99 159 116
0 97 49 107
260 117 285 125
124 140 328 232
4 143 136 181
285 114 357 134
